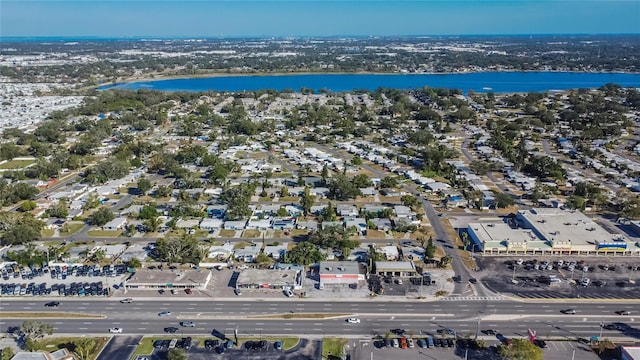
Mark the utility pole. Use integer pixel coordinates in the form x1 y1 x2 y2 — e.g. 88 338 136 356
599 318 604 339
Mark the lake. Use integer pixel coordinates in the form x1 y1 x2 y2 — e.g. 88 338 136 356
100 72 640 93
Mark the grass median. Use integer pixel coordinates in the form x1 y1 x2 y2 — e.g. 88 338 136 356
1 312 105 319
249 313 349 320
29 336 109 360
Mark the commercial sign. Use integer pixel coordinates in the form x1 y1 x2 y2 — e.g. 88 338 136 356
597 243 627 250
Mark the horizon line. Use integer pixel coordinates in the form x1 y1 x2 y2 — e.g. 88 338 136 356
2 33 640 41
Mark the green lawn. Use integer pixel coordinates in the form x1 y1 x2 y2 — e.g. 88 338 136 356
322 338 347 358
41 229 55 238
86 230 122 237
60 222 85 236
30 336 109 360
0 159 36 169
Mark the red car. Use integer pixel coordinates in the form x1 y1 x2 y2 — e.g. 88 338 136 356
185 289 192 295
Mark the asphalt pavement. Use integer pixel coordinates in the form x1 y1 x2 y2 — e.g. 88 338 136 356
96 335 142 360
3 298 640 339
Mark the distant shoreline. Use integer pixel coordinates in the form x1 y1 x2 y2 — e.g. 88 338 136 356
100 69 640 89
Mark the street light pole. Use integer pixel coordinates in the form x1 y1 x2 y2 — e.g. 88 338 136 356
599 318 604 339
475 316 481 340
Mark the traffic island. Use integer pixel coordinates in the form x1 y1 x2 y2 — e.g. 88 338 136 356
1 312 106 319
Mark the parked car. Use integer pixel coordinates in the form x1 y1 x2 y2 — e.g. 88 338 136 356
274 341 283 350
184 289 192 295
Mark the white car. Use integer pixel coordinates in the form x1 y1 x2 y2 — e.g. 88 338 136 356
120 298 133 303
109 327 123 333
346 318 360 324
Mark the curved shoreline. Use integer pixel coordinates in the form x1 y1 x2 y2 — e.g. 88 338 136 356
101 69 640 89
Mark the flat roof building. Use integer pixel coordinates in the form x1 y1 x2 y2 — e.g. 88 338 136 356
125 269 212 290
236 269 301 290
319 261 366 287
467 208 640 255
375 261 418 277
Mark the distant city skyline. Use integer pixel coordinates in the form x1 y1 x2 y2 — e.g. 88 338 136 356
1 1 639 38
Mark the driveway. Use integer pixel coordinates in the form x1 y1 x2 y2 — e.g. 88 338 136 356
97 335 142 360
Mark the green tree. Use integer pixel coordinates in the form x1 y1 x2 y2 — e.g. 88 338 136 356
143 216 161 233
401 195 419 208
379 176 398 189
45 199 69 218
300 186 316 217
494 193 515 208
425 237 437 260
20 200 37 212
1 347 14 360
155 185 172 198
321 164 329 185
154 234 204 265
280 186 289 197
1 223 42 245
88 207 115 226
565 195 586 210
20 320 53 340
73 337 96 360
498 338 543 360
439 255 452 268
276 207 288 217
221 184 254 220
137 178 153 195
167 348 188 360
286 241 325 266
328 173 361 200
126 258 142 269
83 192 101 210
138 204 159 220
351 155 363 166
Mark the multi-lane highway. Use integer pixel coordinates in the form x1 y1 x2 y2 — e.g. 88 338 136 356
3 298 640 339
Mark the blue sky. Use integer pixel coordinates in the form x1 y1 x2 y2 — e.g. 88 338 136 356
2 1 639 37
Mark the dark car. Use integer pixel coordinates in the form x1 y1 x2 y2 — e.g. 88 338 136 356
204 340 219 349
216 346 225 354
183 337 192 350
482 329 497 335
391 328 406 335
44 301 60 307
274 341 283 350
446 339 454 347
534 339 547 348
164 327 179 333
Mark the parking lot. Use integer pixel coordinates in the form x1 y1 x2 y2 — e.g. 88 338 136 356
142 338 320 360
350 338 603 360
477 256 640 299
0 262 127 298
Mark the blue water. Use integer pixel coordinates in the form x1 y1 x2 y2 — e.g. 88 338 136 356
99 72 640 93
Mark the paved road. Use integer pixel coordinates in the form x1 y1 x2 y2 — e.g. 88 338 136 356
96 335 142 360
540 139 618 193
2 310 639 340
